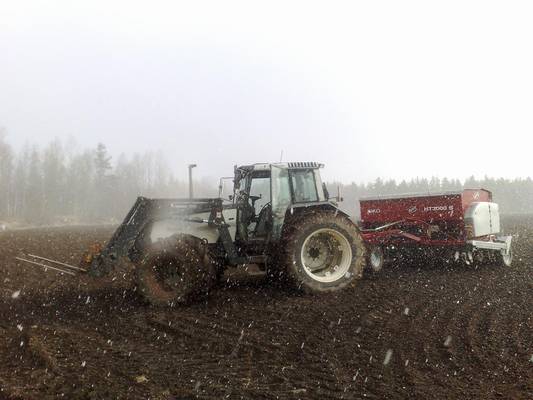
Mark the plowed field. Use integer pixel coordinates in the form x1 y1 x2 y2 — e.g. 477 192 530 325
0 216 531 399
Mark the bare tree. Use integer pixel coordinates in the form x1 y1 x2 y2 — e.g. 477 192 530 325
0 128 14 219
0 134 531 225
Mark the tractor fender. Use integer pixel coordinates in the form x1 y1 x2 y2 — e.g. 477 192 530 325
285 203 358 229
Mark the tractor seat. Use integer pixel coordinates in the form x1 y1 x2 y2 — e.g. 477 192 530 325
253 203 272 238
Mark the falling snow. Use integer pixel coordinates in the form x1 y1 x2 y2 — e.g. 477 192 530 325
383 349 393 366
0 206 531 399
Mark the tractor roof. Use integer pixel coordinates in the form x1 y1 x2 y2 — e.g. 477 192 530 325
237 162 324 172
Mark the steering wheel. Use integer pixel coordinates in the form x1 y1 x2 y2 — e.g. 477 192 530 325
248 195 262 210
258 201 271 215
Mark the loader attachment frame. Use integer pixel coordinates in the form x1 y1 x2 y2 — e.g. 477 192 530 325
87 196 243 277
88 197 150 277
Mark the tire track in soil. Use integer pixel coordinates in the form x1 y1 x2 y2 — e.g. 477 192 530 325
0 217 531 399
362 253 533 400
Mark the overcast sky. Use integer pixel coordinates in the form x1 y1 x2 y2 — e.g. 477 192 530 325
1 1 532 182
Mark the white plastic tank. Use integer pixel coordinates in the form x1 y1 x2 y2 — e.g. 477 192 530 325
464 202 501 237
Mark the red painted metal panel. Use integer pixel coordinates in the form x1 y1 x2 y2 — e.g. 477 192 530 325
360 189 492 227
360 192 462 227
461 189 491 210
359 189 493 248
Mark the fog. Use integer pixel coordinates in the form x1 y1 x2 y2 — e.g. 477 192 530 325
1 4 532 399
0 136 531 226
2 1 533 183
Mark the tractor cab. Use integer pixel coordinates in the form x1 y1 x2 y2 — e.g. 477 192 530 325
233 162 328 245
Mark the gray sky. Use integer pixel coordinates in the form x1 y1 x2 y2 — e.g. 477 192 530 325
1 1 532 183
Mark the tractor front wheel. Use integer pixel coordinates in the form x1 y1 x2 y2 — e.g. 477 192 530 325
135 235 215 306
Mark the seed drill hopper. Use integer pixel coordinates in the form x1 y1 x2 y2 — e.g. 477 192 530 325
360 189 513 271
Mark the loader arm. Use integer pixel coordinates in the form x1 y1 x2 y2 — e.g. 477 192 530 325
87 196 240 277
88 197 152 277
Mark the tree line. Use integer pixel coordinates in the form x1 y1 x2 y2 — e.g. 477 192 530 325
0 133 531 226
0 133 191 225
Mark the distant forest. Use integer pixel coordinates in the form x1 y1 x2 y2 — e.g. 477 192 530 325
0 134 532 225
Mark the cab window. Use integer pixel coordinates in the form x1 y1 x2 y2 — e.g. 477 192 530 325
249 175 270 214
290 169 318 203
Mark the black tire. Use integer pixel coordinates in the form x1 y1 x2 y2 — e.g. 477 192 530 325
281 212 365 293
367 245 385 273
135 235 216 306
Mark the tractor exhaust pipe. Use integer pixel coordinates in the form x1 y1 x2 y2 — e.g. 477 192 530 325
188 164 197 199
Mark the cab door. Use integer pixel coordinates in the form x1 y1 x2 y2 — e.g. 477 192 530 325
236 170 271 241
271 166 291 240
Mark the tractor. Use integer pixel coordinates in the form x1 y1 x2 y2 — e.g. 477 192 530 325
87 162 366 305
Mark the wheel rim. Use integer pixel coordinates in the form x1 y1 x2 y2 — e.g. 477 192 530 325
370 247 383 271
300 228 352 283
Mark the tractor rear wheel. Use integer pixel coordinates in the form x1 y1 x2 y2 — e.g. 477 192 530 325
282 212 365 293
135 235 216 306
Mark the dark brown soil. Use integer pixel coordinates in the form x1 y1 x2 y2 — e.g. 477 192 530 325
0 217 531 400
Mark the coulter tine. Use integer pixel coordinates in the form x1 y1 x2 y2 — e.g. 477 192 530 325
27 254 87 272
15 257 77 276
